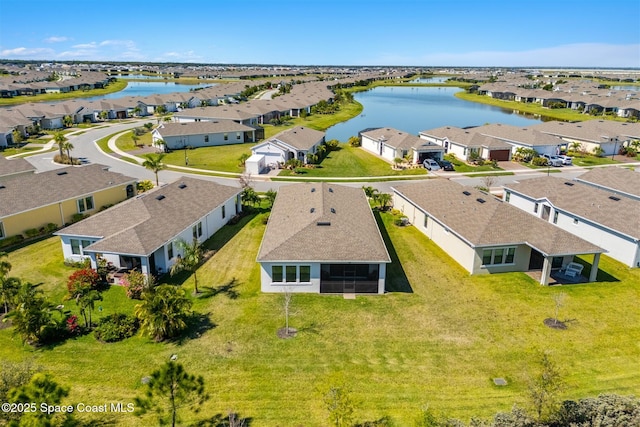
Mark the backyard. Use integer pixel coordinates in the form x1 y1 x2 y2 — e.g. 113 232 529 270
1 208 639 426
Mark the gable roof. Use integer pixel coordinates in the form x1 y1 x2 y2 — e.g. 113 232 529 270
393 180 603 257
361 127 422 151
272 126 325 151
257 183 390 263
0 155 35 179
504 176 640 240
56 177 241 256
0 164 136 218
155 120 254 137
574 167 640 200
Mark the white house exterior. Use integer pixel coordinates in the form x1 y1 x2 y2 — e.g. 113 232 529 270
419 126 513 161
392 180 605 285
151 121 256 150
361 127 444 164
56 177 242 278
503 176 640 268
257 183 390 294
251 126 325 167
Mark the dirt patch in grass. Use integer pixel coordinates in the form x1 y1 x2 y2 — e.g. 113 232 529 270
544 318 567 330
277 327 298 339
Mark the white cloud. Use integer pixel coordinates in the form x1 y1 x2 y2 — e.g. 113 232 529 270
72 42 99 49
157 50 203 63
0 47 55 57
44 36 69 43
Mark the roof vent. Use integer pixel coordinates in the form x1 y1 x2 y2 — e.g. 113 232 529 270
155 195 166 200
311 187 316 192
57 171 68 176
331 208 336 214
564 182 575 186
476 198 486 204
317 221 331 226
328 187 333 193
178 183 187 189
310 208 315 213
463 190 471 196
0 185 5 189
608 195 620 201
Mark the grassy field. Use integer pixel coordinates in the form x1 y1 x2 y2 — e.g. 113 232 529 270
278 144 427 177
1 209 639 426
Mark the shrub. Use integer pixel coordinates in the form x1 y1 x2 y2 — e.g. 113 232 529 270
121 270 152 300
325 139 340 151
63 258 90 268
44 223 58 233
94 313 139 342
66 315 81 336
531 156 548 166
67 268 100 294
137 180 154 193
0 235 24 249
70 213 88 224
24 228 40 238
348 136 360 147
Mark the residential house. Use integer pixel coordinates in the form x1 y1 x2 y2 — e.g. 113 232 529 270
419 126 513 161
55 177 242 276
257 183 391 294
392 180 604 285
151 120 257 151
0 164 137 242
361 127 444 164
250 126 325 167
503 176 640 268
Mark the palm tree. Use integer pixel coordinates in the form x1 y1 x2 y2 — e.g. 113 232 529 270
170 239 203 295
0 252 20 314
142 153 166 187
53 131 66 158
6 282 62 345
61 140 74 163
135 285 192 342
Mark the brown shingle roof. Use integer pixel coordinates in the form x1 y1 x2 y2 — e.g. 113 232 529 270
393 180 603 256
0 156 35 179
272 126 325 151
57 177 241 256
574 167 640 199
257 183 390 262
0 164 136 217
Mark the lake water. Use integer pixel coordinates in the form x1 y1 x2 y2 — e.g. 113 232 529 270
82 80 215 101
409 77 450 83
326 86 543 141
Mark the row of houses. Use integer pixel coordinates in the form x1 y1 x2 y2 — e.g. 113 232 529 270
0 71 112 98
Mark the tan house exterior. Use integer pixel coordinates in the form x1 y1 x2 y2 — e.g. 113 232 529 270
0 164 137 240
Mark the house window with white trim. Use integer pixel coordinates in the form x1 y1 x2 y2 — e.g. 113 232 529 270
0 221 4 239
286 266 297 282
222 206 226 219
71 239 81 255
505 191 510 202
204 135 209 142
272 265 283 282
423 214 428 228
299 265 311 282
482 247 516 266
192 222 203 239
167 242 174 259
553 211 559 224
236 132 241 140
534 202 539 213
77 196 94 213
224 133 228 141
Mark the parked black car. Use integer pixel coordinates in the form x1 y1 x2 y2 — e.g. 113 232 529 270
437 159 455 171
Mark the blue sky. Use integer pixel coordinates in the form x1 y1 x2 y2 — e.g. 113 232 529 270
1 0 638 67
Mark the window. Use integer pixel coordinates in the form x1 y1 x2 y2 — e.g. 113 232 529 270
286 266 297 282
423 214 429 228
482 247 516 266
299 265 311 282
168 242 174 259
192 222 202 239
204 135 209 142
272 266 283 282
224 133 228 141
505 191 510 202
553 211 559 224
236 132 242 140
71 239 81 255
534 202 539 213
77 196 94 213
222 205 226 219
198 222 202 237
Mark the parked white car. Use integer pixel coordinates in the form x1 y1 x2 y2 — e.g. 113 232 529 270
557 154 573 165
542 154 563 167
423 158 441 171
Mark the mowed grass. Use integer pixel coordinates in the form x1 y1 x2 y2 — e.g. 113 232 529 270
278 144 428 177
162 142 255 173
1 211 639 426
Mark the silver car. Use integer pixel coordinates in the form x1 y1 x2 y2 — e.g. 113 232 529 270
542 154 563 167
557 155 573 165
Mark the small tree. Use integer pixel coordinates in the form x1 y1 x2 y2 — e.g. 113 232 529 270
373 192 392 210
265 189 277 208
134 361 208 427
348 136 360 147
241 187 260 207
321 376 355 427
6 282 65 345
0 252 20 314
238 152 250 167
362 186 378 199
170 238 203 295
528 351 565 422
8 373 71 426
53 131 66 158
553 292 567 325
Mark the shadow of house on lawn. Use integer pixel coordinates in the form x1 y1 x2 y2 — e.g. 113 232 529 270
374 210 413 293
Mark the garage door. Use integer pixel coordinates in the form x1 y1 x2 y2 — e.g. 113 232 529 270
489 150 510 161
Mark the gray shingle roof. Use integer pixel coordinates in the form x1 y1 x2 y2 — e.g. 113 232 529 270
0 156 35 179
0 164 136 217
257 183 390 263
272 126 325 151
574 167 640 199
504 176 640 240
393 180 603 257
57 177 241 256
156 120 254 137
361 127 422 151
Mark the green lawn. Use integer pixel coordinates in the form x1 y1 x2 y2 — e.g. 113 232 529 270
568 153 621 167
2 210 639 426
444 154 503 173
278 144 427 177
